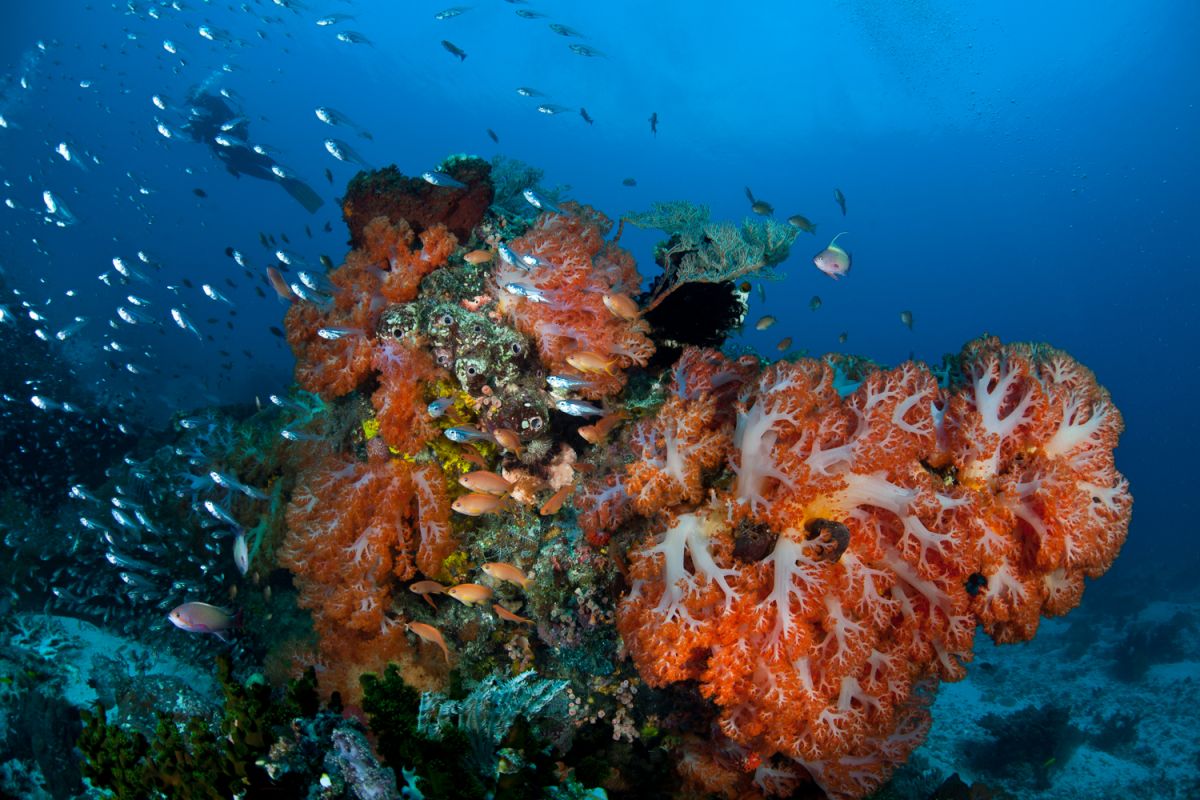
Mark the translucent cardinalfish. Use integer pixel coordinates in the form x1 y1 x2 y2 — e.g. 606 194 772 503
813 233 851 279
446 583 494 606
482 562 530 589
406 621 450 662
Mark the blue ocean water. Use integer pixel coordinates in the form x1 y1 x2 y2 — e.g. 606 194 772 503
1 1 1198 798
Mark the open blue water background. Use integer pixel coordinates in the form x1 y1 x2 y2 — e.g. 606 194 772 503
1 0 1197 577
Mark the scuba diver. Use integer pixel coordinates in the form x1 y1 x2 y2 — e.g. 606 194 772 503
183 89 324 214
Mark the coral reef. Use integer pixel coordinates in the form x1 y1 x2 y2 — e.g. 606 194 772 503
259 155 1131 799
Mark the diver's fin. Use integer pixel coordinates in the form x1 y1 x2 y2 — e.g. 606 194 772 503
279 177 324 214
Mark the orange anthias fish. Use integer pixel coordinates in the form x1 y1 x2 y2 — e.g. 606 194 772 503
566 350 619 375
578 412 624 444
447 583 494 606
167 602 241 641
482 561 531 590
463 249 493 265
409 579 447 610
458 470 512 495
538 484 574 516
602 293 640 321
460 447 490 470
451 492 508 516
492 428 523 455
406 621 451 662
266 266 295 302
492 603 533 625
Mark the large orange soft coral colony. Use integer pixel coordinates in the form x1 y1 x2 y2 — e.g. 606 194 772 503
284 215 456 399
615 337 1130 799
279 215 457 701
492 205 653 399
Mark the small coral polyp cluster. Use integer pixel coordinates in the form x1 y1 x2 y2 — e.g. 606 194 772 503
275 154 1131 799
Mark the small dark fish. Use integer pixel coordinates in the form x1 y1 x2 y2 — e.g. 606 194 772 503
580 107 594 124
621 177 637 187
182 278 194 289
281 232 290 243
569 44 604 57
549 23 584 37
323 221 332 232
259 232 269 247
224 246 235 258
319 255 333 269
809 295 822 311
515 9 546 18
305 225 312 238
324 168 333 184
776 337 792 352
834 188 847 216
487 128 499 143
648 112 658 136
442 40 467 60
745 187 773 216
269 326 284 338
838 331 848 343
900 310 913 330
193 187 207 198
788 214 816 233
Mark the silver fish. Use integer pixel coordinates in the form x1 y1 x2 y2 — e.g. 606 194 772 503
434 6 471 20
202 284 234 305
171 308 203 339
502 282 552 303
444 425 495 443
522 188 561 213
323 138 371 168
427 397 454 417
422 171 467 189
555 398 605 417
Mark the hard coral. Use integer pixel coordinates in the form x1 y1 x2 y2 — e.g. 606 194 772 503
342 157 493 246
613 339 1130 799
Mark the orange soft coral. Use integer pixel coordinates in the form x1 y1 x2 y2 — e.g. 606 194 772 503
624 393 730 515
371 337 444 454
279 451 456 701
283 215 455 398
491 206 654 399
615 339 1131 799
